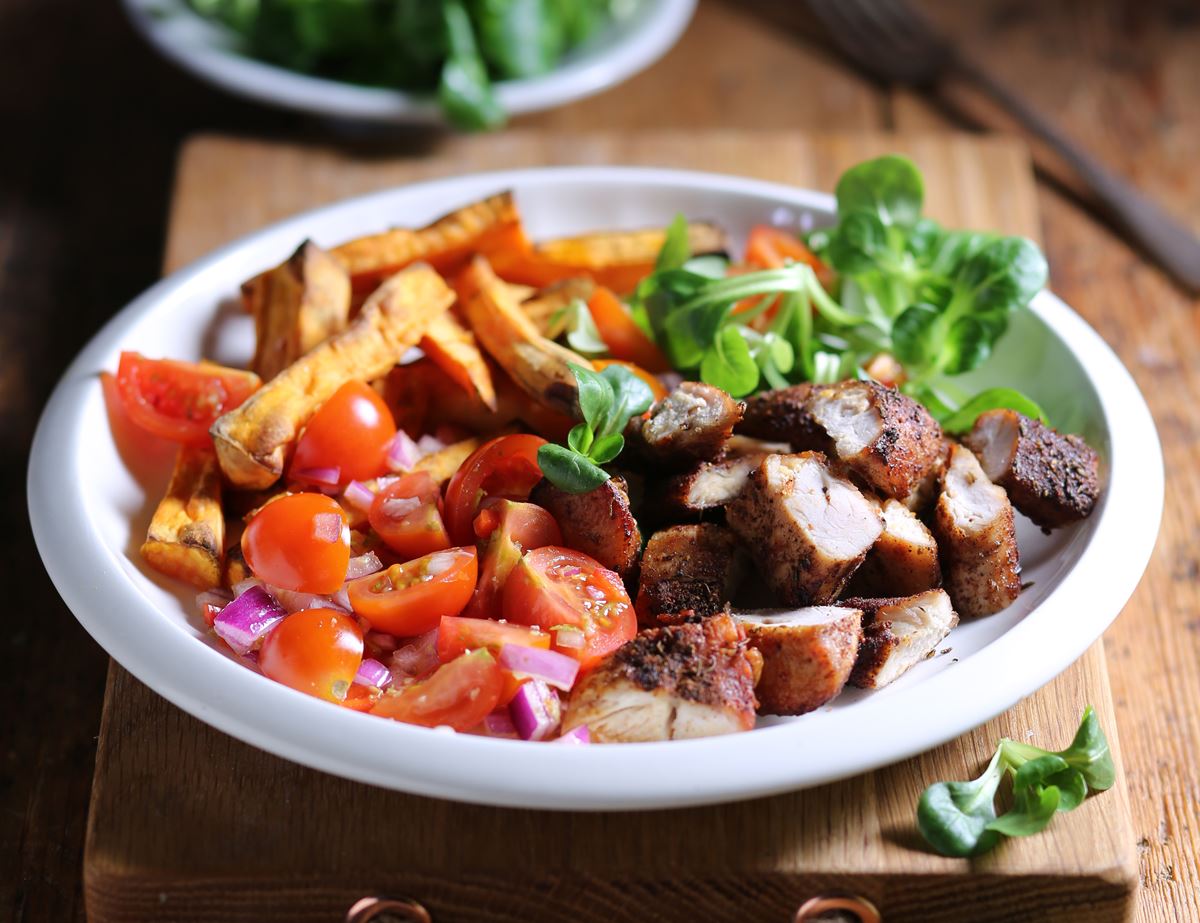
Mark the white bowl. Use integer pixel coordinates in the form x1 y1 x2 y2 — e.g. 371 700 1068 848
28 168 1162 810
122 0 696 124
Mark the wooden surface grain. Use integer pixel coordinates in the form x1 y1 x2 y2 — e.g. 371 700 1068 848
2 1 1197 921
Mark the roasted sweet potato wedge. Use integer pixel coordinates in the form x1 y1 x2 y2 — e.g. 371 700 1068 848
211 263 454 489
419 312 497 410
520 277 597 337
140 443 224 589
243 241 351 380
412 435 489 484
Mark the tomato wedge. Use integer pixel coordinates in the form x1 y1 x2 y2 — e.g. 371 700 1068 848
744 225 825 272
370 649 503 730
436 616 551 662
115 352 259 444
443 434 546 544
347 546 477 636
463 500 561 619
259 608 363 703
368 471 452 561
242 493 350 594
587 287 670 373
502 546 636 670
290 380 396 484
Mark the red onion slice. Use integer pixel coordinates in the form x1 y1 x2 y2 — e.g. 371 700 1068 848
345 551 383 580
354 657 392 689
232 577 263 597
366 630 399 654
508 679 561 741
551 626 585 650
266 584 350 615
390 630 440 682
555 726 591 745
498 644 580 692
294 466 341 488
416 434 447 455
213 586 286 656
342 480 376 513
386 430 422 472
312 512 346 543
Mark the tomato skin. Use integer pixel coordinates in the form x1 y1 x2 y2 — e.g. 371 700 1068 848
744 225 825 271
242 493 350 594
368 472 451 561
115 352 259 444
443 434 546 544
291 381 396 484
370 649 503 730
502 547 636 671
259 608 363 703
436 616 551 662
592 359 669 403
587 288 670 373
463 500 562 619
347 546 477 636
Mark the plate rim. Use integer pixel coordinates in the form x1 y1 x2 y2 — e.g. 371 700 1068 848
28 165 1164 810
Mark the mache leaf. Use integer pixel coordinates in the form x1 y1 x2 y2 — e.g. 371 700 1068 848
536 443 610 493
835 154 924 228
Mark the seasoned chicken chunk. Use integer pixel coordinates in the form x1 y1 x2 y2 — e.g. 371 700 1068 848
737 383 828 451
644 437 789 523
843 590 958 689
636 524 746 625
733 606 863 715
963 409 1101 529
530 476 640 578
933 445 1021 618
561 614 757 742
844 498 941 598
726 453 882 606
807 380 946 502
630 382 743 468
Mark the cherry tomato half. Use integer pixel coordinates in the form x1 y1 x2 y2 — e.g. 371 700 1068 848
290 380 397 484
242 493 350 594
443 434 546 544
259 607 363 703
436 615 551 663
368 471 451 561
462 500 561 620
744 225 825 272
347 546 477 636
502 546 636 671
115 352 259 444
370 648 503 730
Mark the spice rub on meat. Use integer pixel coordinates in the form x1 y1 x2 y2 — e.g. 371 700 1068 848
963 408 1101 529
737 383 828 452
934 444 1021 618
635 524 746 625
843 589 958 690
726 452 882 606
844 497 942 598
561 614 758 742
531 475 640 578
629 381 743 468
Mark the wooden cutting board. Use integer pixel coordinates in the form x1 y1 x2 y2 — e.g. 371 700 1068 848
84 131 1138 923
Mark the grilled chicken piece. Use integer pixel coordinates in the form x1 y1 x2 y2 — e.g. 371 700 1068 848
636 524 746 625
844 498 941 598
843 590 958 689
963 409 1101 529
561 614 757 742
737 383 828 451
644 437 789 523
629 382 743 469
726 453 882 606
733 606 863 715
806 380 946 502
530 476 640 578
933 445 1021 618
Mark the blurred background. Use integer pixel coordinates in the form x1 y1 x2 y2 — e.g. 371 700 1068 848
3 1 1198 920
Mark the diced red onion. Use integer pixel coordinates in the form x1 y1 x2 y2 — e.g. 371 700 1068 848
366 630 399 654
345 551 383 580
390 630 440 682
242 650 261 672
498 644 580 692
552 626 585 650
342 480 377 513
386 430 422 472
416 433 447 455
294 466 341 488
379 495 421 518
424 549 462 577
509 680 561 741
195 589 231 618
232 577 263 597
354 657 392 689
555 725 591 745
484 710 517 737
213 586 286 656
266 584 349 614
313 512 345 543
330 587 352 612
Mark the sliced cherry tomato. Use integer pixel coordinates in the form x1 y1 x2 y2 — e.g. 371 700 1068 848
463 500 561 619
744 225 825 271
592 359 669 403
370 649 503 730
347 546 477 636
341 683 383 712
436 616 551 662
259 607 363 703
502 546 636 671
587 288 670 373
368 471 451 561
443 434 546 544
242 493 350 594
115 352 259 444
290 380 396 484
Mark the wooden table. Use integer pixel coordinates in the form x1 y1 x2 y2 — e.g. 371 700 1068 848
2 2 1197 921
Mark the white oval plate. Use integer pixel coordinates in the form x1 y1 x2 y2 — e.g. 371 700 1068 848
29 168 1162 810
122 0 696 124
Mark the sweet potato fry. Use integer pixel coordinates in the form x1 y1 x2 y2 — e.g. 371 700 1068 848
460 256 592 418
140 443 224 589
520 277 596 337
331 192 521 292
243 241 351 380
419 313 497 410
412 435 488 483
490 222 728 293
211 264 455 489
